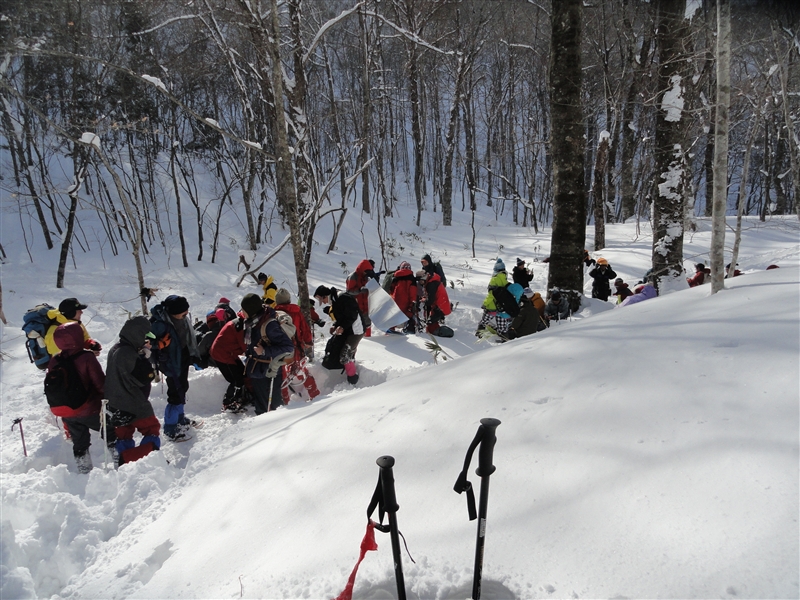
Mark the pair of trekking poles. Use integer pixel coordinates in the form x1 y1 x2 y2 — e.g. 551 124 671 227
355 418 501 600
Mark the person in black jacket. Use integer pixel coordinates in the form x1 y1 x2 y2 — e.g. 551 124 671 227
511 258 533 288
588 258 617 301
314 285 367 384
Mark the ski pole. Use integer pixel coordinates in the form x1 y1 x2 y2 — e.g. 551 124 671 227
101 399 110 470
11 417 27 457
453 418 501 600
472 418 500 600
376 455 406 600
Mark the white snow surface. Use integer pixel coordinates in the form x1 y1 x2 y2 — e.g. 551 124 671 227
1 207 799 599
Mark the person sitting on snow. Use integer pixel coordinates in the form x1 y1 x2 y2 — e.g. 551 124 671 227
687 263 709 287
618 283 657 308
613 278 634 304
544 290 570 322
476 258 510 336
506 285 546 340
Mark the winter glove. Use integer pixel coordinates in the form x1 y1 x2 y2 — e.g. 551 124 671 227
157 333 171 350
304 346 314 361
106 406 136 427
85 339 102 353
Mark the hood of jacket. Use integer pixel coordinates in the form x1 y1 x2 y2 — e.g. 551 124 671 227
119 316 153 348
52 321 85 352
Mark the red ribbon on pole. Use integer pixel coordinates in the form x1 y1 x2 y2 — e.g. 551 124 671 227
334 520 379 600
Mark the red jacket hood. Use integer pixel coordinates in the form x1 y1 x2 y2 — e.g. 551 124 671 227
53 321 85 352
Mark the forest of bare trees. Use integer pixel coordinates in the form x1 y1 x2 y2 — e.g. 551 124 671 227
1 0 797 297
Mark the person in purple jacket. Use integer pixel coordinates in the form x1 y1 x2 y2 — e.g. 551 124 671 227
618 283 657 308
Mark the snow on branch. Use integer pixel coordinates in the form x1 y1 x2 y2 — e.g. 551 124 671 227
141 74 168 92
132 15 201 36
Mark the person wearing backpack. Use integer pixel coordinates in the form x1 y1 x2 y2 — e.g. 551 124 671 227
194 298 237 369
241 293 295 415
313 285 367 385
45 321 116 474
507 286 547 340
417 270 452 335
210 308 249 412
105 316 160 465
44 298 102 357
346 259 378 337
275 288 321 403
421 254 447 287
475 258 510 336
389 261 418 333
150 295 202 440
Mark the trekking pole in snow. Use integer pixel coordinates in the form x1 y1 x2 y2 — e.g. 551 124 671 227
453 418 501 600
11 418 28 457
372 455 407 600
100 399 110 470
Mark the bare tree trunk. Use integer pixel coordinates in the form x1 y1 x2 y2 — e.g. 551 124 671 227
546 0 586 301
593 132 610 250
652 0 690 291
710 0 731 294
729 117 758 280
56 152 87 288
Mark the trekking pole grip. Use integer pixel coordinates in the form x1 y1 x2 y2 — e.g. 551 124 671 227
476 418 500 477
376 455 399 512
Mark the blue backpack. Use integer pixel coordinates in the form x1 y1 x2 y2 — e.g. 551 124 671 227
22 304 56 370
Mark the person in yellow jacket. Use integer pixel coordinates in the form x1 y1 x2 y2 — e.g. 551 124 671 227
257 272 278 306
45 298 102 356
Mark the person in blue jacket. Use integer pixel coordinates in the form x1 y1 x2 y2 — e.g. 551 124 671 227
240 293 295 415
150 295 201 439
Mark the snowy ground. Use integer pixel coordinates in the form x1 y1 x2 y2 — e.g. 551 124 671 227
1 209 798 599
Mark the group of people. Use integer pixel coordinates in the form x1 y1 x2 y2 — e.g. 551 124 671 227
39 283 328 473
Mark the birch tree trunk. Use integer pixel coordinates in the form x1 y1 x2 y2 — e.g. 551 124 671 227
593 132 610 251
710 0 731 294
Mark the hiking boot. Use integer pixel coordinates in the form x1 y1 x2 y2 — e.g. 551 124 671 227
74 451 93 474
347 373 359 385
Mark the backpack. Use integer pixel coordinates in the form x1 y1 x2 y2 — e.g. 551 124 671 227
22 304 57 370
257 310 297 366
44 353 88 409
433 262 447 287
492 285 520 317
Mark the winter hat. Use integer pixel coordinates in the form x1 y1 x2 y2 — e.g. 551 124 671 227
257 272 268 283
550 290 562 302
240 293 264 318
493 258 506 274
219 297 231 304
614 278 624 286
596 257 608 266
516 258 525 266
508 283 524 303
421 254 433 265
313 285 332 300
58 297 88 320
164 295 190 315
522 287 534 298
416 270 429 280
275 288 291 305
695 263 705 271
398 261 412 271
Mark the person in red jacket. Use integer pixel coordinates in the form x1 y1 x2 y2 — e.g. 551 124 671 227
275 288 320 403
687 263 709 287
418 271 451 334
210 310 248 412
346 259 377 336
389 261 419 333
46 321 116 473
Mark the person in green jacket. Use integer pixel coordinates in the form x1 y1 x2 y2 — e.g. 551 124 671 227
475 258 509 336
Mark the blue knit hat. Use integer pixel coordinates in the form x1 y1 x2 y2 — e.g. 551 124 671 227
493 258 506 274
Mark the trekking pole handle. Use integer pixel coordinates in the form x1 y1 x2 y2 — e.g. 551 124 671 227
476 418 501 477
376 455 399 512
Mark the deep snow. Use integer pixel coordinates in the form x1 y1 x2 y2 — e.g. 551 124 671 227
1 208 798 600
